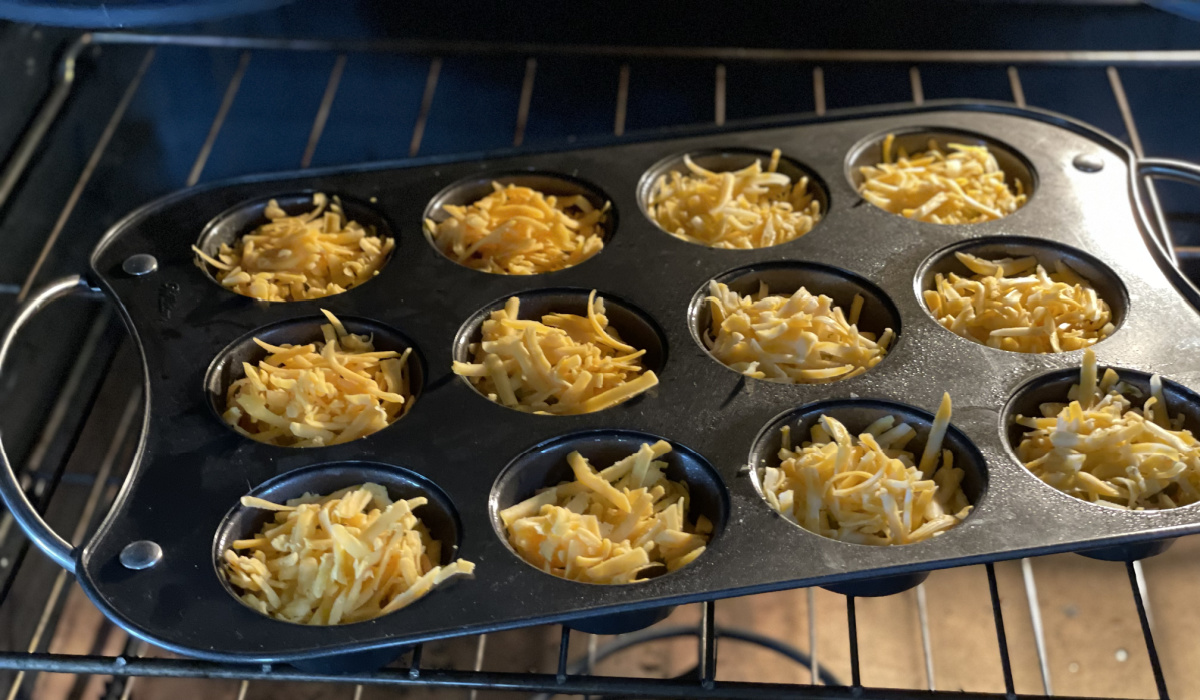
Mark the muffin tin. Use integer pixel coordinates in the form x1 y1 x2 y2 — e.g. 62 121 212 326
6 100 1200 666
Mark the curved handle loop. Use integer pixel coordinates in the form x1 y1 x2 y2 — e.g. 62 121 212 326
1132 158 1200 311
0 275 104 573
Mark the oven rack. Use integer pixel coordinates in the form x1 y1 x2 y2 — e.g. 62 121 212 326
1 30 1198 700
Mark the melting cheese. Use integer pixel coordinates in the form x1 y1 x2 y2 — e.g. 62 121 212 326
924 252 1115 353
223 310 413 447
499 442 712 583
1015 349 1200 509
452 291 658 414
704 280 893 383
647 148 822 249
858 134 1027 224
223 483 474 625
761 394 972 545
194 193 393 301
424 182 607 275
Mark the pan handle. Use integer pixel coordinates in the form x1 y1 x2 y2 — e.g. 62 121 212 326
1133 158 1200 311
0 275 105 573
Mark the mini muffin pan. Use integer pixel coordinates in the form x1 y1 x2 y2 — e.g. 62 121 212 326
20 100 1200 666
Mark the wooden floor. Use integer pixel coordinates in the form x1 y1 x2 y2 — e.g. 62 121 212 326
28 535 1200 700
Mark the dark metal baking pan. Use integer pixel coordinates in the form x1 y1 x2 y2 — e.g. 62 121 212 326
4 99 1200 667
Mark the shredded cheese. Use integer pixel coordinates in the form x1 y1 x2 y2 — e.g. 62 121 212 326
193 193 393 302
452 291 658 414
762 393 972 545
424 182 607 275
924 252 1115 353
704 280 893 383
223 483 474 624
858 134 1027 224
1015 349 1200 509
646 148 822 249
223 310 413 447
499 442 712 583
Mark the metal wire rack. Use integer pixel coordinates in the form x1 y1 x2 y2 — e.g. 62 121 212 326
1 29 1199 700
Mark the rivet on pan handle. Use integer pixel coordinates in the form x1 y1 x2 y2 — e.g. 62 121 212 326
0 275 105 573
1133 157 1200 311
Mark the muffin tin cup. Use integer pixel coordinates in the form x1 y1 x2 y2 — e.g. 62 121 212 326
14 101 1199 665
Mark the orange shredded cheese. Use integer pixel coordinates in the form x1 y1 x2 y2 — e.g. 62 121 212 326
452 291 658 414
762 394 972 545
194 194 393 302
223 483 474 624
704 280 893 383
223 311 413 447
499 442 712 583
924 252 1114 353
424 183 607 274
646 148 822 248
1015 350 1200 509
858 134 1027 224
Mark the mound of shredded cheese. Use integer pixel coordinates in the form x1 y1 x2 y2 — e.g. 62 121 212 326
762 394 973 545
1015 349 1200 509
194 193 393 302
499 441 712 583
424 182 608 275
857 134 1027 224
646 148 822 249
704 280 893 384
924 252 1115 353
223 310 413 447
223 483 474 624
452 291 658 415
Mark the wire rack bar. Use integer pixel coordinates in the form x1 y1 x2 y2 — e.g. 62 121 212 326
1126 562 1168 700
985 564 1016 698
0 652 1117 700
15 47 155 302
